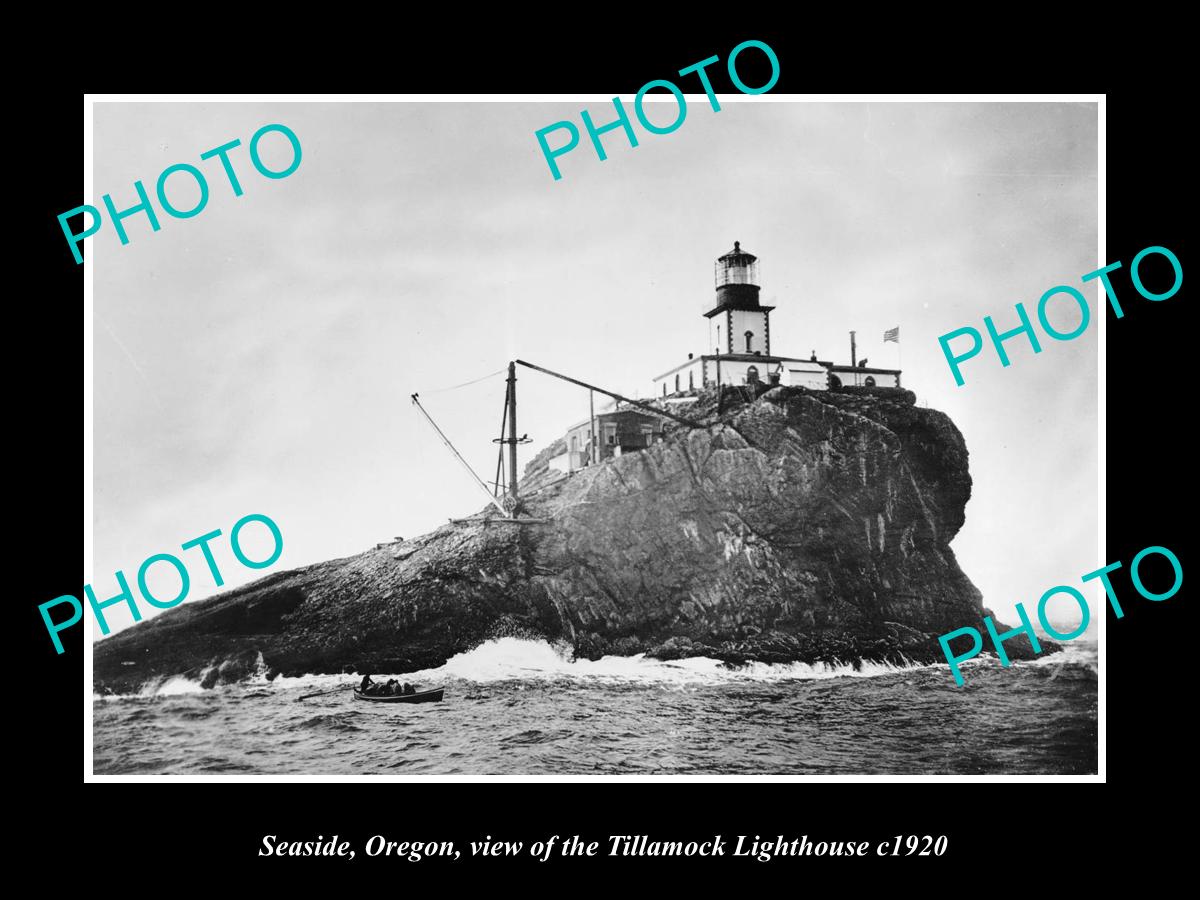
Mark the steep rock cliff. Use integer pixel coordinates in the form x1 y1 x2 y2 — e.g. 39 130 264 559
94 385 1048 692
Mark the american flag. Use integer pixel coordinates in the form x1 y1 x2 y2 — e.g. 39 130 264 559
883 326 900 343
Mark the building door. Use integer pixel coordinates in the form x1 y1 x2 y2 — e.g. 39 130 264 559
746 365 759 384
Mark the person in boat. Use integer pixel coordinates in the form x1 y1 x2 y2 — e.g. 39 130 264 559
403 683 415 695
359 674 374 693
386 678 400 696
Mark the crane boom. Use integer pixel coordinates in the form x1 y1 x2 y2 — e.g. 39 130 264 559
411 393 507 515
514 359 699 427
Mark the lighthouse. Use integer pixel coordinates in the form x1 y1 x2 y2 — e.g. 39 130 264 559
705 241 773 356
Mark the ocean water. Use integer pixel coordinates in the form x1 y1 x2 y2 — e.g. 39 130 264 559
92 638 1098 775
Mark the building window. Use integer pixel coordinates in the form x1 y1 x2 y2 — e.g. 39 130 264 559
605 426 617 445
864 376 876 387
662 383 667 397
570 435 578 451
675 374 680 392
746 365 759 384
688 371 694 390
745 330 754 353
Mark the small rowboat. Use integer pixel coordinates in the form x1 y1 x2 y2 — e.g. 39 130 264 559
352 687 444 704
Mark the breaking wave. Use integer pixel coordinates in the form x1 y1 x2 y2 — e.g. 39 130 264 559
421 637 934 683
147 675 207 696
1024 640 1099 675
93 674 207 701
95 637 1002 700
259 637 939 693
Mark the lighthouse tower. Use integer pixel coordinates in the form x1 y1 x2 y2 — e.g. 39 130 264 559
704 241 774 356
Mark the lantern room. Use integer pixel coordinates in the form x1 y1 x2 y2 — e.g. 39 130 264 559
710 241 762 312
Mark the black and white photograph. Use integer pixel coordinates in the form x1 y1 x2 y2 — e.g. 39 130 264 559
80 97 1104 777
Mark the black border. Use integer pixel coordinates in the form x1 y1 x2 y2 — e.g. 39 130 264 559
21 29 1190 882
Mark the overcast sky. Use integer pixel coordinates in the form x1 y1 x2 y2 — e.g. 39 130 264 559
92 100 1098 639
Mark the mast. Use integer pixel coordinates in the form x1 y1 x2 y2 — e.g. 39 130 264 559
506 361 519 507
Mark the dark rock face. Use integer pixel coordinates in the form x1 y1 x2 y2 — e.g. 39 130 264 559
94 386 1049 693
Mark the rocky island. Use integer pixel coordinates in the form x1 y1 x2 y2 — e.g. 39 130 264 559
94 384 1051 693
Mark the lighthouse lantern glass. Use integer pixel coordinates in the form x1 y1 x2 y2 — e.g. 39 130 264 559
714 256 759 288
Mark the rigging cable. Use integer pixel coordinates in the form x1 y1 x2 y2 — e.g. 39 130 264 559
423 367 507 395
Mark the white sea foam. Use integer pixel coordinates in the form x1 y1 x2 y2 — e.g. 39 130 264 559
347 637 936 686
131 675 205 697
1024 640 1099 674
95 637 946 699
149 675 207 696
93 673 209 701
